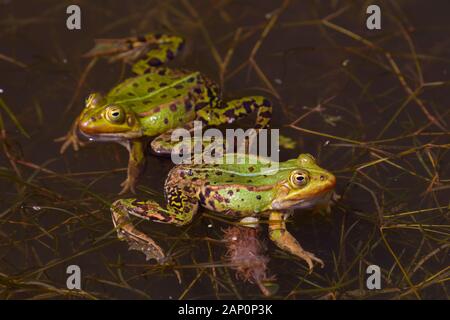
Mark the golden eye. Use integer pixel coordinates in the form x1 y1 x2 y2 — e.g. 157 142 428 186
86 93 102 109
105 106 125 124
289 170 309 187
298 153 316 165
305 153 316 161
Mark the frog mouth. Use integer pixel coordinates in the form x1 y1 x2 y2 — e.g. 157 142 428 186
271 190 334 210
77 127 142 142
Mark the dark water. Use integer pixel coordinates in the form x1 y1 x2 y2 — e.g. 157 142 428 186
0 0 448 299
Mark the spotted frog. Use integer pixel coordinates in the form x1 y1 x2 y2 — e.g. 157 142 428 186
57 33 272 194
111 153 336 271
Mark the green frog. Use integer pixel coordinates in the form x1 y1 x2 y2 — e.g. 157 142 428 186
111 153 336 271
56 33 272 194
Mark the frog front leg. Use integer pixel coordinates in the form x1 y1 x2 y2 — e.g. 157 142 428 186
111 188 199 262
268 211 324 272
83 33 184 75
55 115 85 153
55 93 104 153
120 139 146 195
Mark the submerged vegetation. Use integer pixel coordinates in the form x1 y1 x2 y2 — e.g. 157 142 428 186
0 0 448 299
223 225 274 297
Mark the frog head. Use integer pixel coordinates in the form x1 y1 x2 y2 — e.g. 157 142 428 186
270 154 336 210
77 93 142 140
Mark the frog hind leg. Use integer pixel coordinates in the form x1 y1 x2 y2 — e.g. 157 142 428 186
84 33 184 75
150 76 222 155
150 121 197 155
268 211 324 272
111 199 167 263
111 187 199 262
197 96 272 129
150 120 226 159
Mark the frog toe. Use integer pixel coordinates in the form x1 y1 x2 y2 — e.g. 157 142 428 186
301 251 324 273
111 199 166 263
126 238 166 263
55 133 85 154
119 178 137 195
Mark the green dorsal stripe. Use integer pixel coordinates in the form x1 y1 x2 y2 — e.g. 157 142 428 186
113 72 199 104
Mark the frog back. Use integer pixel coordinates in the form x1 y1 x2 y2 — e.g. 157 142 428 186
166 155 298 215
106 69 214 136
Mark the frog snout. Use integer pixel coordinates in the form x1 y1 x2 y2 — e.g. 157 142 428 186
320 173 336 190
78 115 98 134
79 118 92 132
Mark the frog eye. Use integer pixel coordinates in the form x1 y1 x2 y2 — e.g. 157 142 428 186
105 106 125 124
289 170 309 187
86 93 102 109
298 153 316 165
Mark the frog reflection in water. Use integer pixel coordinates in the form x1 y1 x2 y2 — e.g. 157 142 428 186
111 153 336 271
57 33 272 194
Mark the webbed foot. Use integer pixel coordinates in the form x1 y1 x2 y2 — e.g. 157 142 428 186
269 211 324 273
111 200 166 262
119 177 137 195
55 125 85 154
295 248 324 273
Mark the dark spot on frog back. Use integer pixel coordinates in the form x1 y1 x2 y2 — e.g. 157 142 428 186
185 101 193 112
224 109 236 118
166 49 174 60
149 58 162 67
195 102 208 111
170 104 178 112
